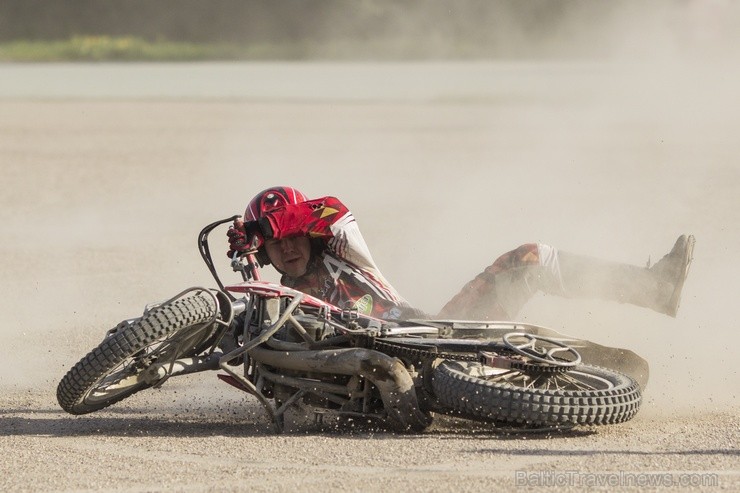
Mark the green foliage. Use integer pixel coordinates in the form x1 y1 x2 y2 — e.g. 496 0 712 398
0 36 245 62
0 35 501 62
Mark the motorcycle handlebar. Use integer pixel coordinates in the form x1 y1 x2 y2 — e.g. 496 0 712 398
198 215 262 297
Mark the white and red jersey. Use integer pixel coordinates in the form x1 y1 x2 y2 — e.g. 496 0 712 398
261 196 423 320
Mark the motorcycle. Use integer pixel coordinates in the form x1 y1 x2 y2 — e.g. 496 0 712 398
57 216 647 433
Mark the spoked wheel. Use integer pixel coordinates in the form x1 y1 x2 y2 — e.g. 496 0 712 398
431 359 642 426
57 291 219 415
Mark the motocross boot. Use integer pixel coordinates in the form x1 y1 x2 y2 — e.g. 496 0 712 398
646 234 696 317
557 235 695 317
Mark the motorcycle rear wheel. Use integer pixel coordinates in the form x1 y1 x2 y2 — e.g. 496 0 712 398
57 292 218 414
431 360 641 427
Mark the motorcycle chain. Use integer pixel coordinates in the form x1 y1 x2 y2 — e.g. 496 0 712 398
369 338 568 374
371 338 478 363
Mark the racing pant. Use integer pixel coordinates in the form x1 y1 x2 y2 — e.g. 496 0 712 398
437 243 675 320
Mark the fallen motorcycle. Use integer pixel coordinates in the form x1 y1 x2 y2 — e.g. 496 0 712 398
57 217 646 432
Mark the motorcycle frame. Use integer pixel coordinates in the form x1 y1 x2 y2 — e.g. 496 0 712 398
134 217 647 432
149 217 433 431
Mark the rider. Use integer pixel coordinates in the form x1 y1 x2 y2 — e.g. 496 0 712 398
227 186 695 321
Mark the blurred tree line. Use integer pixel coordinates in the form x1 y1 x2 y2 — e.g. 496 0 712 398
0 1 583 41
0 0 633 57
2 0 698 59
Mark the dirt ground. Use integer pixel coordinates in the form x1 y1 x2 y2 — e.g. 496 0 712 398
1 60 738 491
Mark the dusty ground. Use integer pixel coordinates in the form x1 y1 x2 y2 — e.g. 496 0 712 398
1 60 738 491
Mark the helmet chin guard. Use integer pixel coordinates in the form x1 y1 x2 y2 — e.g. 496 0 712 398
244 186 310 267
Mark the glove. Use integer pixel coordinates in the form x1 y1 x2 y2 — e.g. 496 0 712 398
226 222 247 258
226 220 264 258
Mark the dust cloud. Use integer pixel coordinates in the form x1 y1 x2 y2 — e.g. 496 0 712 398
1 1 738 417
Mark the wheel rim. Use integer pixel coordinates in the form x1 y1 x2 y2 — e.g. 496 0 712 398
83 358 149 405
82 323 214 406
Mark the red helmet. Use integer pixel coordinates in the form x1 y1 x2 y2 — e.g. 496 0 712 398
244 186 308 221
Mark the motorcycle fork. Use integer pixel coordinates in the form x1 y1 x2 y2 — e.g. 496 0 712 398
217 295 305 433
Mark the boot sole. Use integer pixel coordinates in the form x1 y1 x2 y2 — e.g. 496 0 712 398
664 235 695 317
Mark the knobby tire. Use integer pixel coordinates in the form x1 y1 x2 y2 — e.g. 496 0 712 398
431 360 642 426
57 292 218 415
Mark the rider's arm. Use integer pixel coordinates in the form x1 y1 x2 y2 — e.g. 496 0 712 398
264 196 413 315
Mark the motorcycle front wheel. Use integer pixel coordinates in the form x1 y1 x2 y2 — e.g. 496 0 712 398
431 360 642 427
57 291 219 415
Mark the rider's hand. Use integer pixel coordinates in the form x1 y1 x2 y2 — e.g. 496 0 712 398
226 220 248 258
226 219 264 258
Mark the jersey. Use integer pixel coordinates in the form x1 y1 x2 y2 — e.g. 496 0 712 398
261 196 424 320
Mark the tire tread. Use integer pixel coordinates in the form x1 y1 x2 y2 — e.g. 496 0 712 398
57 293 217 414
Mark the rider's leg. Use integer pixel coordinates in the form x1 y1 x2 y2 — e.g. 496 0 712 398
436 243 541 320
437 235 695 320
